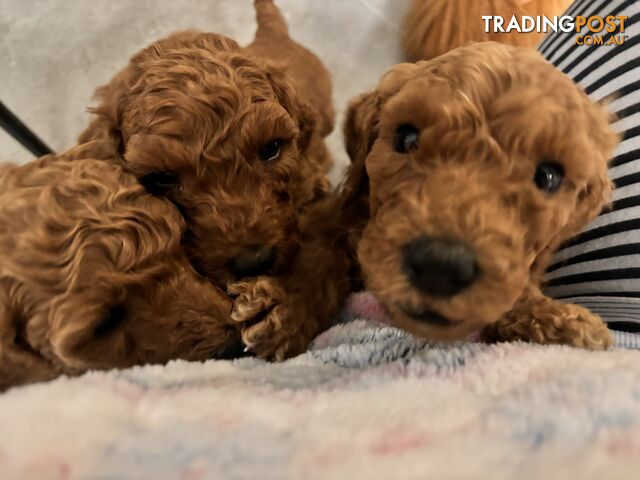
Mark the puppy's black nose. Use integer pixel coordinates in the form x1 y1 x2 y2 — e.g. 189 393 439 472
228 245 277 279
402 236 478 296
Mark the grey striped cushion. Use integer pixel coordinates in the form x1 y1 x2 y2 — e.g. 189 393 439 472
540 0 640 332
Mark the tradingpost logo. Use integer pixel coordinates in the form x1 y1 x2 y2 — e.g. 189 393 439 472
482 15 630 46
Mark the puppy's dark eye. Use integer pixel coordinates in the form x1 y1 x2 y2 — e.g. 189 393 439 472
394 124 420 154
139 171 179 196
259 139 282 162
534 162 565 193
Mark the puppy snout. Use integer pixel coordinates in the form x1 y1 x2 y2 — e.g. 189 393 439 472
228 245 277 279
402 236 478 296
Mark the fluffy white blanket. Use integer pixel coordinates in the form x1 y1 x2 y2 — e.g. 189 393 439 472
1 293 639 480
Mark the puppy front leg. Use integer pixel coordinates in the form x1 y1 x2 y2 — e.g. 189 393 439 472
480 285 613 350
228 196 353 361
228 240 351 361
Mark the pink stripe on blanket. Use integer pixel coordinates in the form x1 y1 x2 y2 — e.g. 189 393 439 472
344 292 481 341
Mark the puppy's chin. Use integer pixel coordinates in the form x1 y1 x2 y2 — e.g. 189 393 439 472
366 273 527 342
385 301 485 342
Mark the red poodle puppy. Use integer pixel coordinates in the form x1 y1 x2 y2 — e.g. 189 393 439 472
340 43 618 349
0 142 241 390
77 0 339 359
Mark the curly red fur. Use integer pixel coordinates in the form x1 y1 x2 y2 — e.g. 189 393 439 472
226 197 353 360
78 19 332 285
340 42 619 349
72 0 343 361
403 0 572 61
0 141 246 390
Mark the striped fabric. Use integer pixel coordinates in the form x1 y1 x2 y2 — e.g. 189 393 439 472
539 0 640 332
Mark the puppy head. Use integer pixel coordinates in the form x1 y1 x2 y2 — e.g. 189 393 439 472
344 43 618 341
49 267 239 370
42 161 239 369
83 31 322 286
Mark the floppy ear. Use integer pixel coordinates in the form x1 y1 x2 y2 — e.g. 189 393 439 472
296 101 319 153
567 175 613 238
264 65 318 153
530 99 619 281
562 97 620 239
78 67 134 158
341 62 420 206
79 31 240 159
49 285 132 370
341 91 381 206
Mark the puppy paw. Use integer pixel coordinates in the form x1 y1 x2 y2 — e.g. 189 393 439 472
481 298 613 350
241 304 307 361
227 277 305 361
227 276 286 325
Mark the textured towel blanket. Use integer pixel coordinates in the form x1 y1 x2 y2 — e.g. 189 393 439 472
1 293 640 480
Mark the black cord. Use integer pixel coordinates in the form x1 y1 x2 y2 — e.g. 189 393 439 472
0 101 53 157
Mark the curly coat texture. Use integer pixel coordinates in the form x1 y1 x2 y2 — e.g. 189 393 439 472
0 142 245 390
403 0 572 61
340 42 619 349
79 0 333 288
72 0 344 361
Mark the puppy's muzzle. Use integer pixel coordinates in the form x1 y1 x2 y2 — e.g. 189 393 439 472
228 245 277 279
402 236 479 297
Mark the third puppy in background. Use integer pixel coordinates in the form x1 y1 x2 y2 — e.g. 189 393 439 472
403 0 572 61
